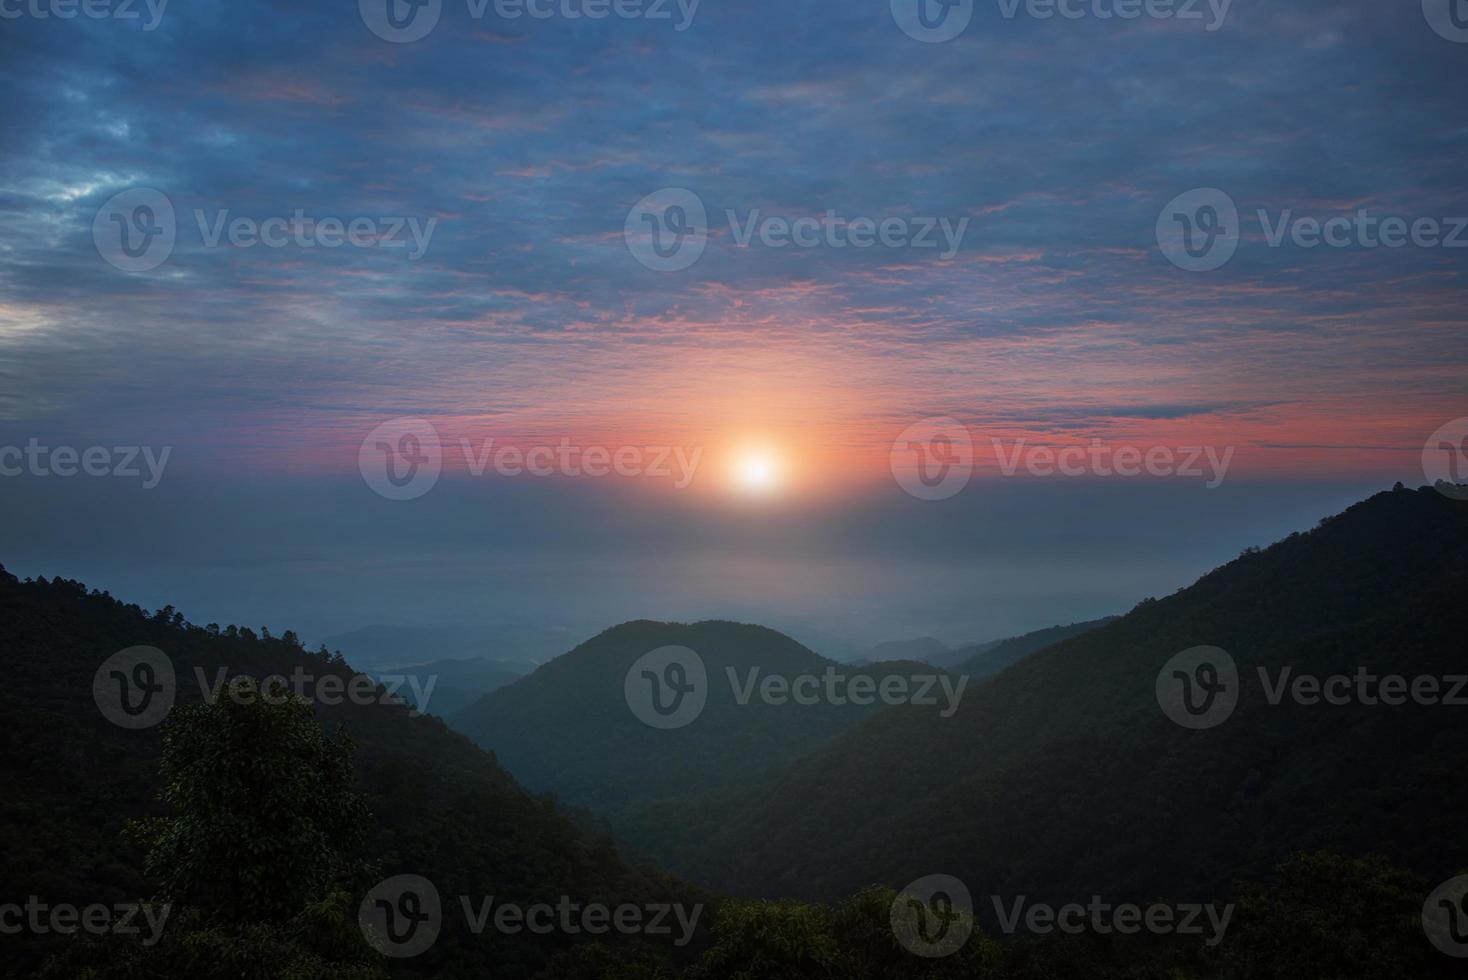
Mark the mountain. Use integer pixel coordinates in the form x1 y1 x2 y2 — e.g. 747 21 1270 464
953 617 1118 679
5 488 1464 979
366 656 528 718
0 571 701 978
451 621 964 866
914 618 1115 671
681 486 1468 907
861 636 950 664
923 637 1001 669
317 623 579 670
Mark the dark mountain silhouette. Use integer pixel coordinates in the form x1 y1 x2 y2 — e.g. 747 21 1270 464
861 635 950 664
923 637 1002 668
915 618 1115 672
954 617 1118 679
7 486 1467 979
452 621 963 866
367 655 527 717
0 571 701 977
680 486 1468 906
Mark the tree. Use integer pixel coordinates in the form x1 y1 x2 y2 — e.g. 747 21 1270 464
132 676 373 923
686 888 1002 980
42 677 385 979
1218 852 1449 980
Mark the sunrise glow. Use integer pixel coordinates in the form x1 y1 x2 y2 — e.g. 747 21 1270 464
730 447 784 498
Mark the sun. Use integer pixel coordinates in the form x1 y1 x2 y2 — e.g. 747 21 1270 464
731 447 783 497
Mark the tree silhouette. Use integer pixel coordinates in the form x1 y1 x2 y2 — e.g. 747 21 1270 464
133 677 373 923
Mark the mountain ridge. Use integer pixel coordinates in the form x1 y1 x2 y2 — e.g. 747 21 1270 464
679 485 1468 902
452 618 965 867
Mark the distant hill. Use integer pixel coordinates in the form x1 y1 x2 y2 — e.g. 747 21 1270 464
681 486 1468 906
954 617 1117 678
914 618 1115 671
366 656 528 718
317 623 580 670
451 622 962 866
921 637 999 668
860 636 950 664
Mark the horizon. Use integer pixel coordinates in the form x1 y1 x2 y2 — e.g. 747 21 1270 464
0 475 1413 655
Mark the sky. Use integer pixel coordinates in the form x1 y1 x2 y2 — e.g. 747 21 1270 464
0 0 1465 654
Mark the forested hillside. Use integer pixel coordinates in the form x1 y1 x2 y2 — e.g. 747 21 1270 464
452 620 962 865
684 486 1468 908
0 570 700 978
4 486 1464 979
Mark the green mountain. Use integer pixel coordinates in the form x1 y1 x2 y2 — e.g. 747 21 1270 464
0 570 701 978
451 621 964 866
681 486 1468 907
6 486 1466 979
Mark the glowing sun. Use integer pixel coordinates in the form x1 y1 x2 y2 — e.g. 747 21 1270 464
730 447 783 497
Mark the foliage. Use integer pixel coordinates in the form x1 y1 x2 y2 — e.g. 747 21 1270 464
131 679 373 922
1215 852 1449 980
36 891 388 980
